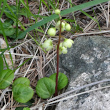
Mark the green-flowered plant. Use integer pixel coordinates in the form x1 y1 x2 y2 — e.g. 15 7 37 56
35 9 73 98
0 8 72 100
0 0 108 105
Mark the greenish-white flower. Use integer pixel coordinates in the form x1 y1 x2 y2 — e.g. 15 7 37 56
47 28 56 37
60 46 67 54
42 39 53 51
55 9 60 14
58 43 67 54
63 39 74 48
55 21 65 32
65 23 71 31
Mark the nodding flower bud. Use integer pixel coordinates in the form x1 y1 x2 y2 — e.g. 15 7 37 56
63 39 74 48
60 46 67 54
42 39 53 51
65 23 71 31
55 9 60 15
55 21 65 32
58 43 68 54
47 28 56 37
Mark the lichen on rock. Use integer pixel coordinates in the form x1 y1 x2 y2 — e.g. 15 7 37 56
56 36 110 110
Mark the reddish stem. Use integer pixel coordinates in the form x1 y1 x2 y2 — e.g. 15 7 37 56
55 20 62 96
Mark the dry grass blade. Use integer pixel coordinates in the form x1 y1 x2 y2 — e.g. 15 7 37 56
46 85 110 106
47 79 110 102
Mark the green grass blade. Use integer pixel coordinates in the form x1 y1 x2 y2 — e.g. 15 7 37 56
16 0 19 38
60 0 108 16
67 0 101 30
0 21 8 48
80 10 101 30
63 19 75 22
0 20 14 69
38 0 42 15
0 56 3 72
18 0 109 39
41 0 49 9
6 3 17 18
0 0 2 6
20 0 37 21
48 0 55 10
3 54 9 69
68 0 72 7
13 58 31 72
92 9 101 30
0 0 7 18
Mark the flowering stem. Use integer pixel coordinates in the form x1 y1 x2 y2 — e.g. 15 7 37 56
55 19 62 96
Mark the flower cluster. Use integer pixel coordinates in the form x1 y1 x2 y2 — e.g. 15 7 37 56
42 9 74 54
59 39 74 54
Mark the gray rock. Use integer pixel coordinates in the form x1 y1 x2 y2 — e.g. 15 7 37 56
55 36 110 110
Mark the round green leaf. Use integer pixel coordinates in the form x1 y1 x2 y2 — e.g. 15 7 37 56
36 77 55 99
0 22 12 29
0 22 15 36
13 77 30 88
0 69 14 89
23 107 30 110
49 72 68 90
4 28 15 36
12 84 34 103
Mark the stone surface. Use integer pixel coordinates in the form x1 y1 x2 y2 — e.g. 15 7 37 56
55 36 110 110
